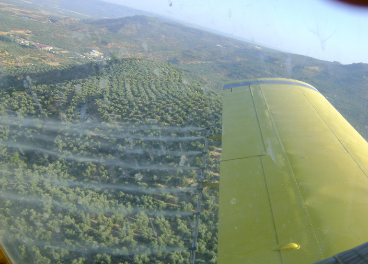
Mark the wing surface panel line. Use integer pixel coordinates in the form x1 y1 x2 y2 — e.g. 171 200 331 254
298 86 368 179
257 83 324 259
250 84 267 155
250 83 283 261
222 154 266 162
259 156 283 263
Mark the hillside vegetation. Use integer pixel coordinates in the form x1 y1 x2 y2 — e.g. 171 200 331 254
0 58 222 263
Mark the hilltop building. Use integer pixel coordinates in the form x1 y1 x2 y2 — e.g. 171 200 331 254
90 50 101 56
33 43 53 51
16 38 30 46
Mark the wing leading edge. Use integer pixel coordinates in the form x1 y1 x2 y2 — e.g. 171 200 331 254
218 78 368 264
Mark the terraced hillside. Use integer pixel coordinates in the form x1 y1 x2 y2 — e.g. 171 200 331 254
0 58 222 263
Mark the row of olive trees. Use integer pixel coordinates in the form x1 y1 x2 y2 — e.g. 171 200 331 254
0 58 221 263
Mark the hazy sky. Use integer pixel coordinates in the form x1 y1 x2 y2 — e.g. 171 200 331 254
104 0 368 64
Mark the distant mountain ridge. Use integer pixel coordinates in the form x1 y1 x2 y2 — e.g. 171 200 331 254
7 0 154 19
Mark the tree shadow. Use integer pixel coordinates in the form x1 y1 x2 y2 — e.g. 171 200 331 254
0 61 104 93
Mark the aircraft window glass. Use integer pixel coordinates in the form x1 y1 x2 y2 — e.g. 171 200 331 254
0 0 366 263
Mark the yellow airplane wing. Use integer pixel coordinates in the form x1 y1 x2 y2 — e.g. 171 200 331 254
218 78 368 263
